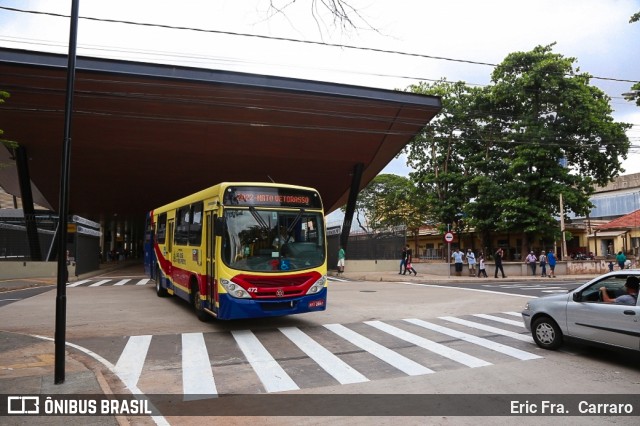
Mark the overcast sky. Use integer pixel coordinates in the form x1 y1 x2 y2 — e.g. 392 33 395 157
1 0 639 181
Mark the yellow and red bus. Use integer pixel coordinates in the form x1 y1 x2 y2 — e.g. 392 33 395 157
144 182 327 320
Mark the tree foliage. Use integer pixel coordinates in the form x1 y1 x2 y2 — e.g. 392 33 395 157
627 11 640 106
347 174 428 235
403 44 631 254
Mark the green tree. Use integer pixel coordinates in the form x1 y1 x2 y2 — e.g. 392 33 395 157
404 45 631 259
626 11 640 106
485 44 630 256
347 174 427 238
1 90 18 160
404 80 483 236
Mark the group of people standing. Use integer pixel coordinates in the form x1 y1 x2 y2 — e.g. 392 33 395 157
523 250 557 277
450 247 558 279
450 248 489 277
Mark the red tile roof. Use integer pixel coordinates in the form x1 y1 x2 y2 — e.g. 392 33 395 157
597 209 640 230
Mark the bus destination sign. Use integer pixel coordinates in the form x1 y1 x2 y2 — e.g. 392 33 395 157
224 186 322 209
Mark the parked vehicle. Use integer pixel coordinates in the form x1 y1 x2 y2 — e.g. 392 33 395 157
522 271 639 352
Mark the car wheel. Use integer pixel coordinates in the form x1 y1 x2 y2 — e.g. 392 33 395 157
532 316 563 350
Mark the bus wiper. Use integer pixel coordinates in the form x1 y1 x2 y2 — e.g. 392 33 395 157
248 207 271 234
286 209 305 236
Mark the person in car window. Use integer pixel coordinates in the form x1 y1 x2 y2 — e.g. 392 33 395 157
600 276 639 305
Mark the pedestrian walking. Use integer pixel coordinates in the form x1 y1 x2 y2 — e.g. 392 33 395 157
494 247 506 278
337 245 346 275
525 251 537 276
403 245 417 276
616 251 626 270
477 253 488 278
547 249 556 278
399 246 407 274
539 251 547 277
466 249 476 276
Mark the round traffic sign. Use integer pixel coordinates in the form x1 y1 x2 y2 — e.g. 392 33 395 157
444 232 454 243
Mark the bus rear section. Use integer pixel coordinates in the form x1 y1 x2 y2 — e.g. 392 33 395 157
145 183 328 321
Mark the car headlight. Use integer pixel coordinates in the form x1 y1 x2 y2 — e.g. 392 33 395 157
306 275 327 295
524 302 530 310
220 279 251 299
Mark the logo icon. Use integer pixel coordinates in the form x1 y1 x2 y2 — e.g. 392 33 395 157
275 289 284 297
7 396 40 414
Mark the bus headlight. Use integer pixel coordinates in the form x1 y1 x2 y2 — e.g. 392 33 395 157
306 275 327 295
220 279 251 299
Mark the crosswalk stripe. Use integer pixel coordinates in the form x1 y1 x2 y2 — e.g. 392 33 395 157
89 279 111 287
279 327 368 385
503 311 523 317
114 335 152 389
67 279 91 287
136 278 150 286
231 330 299 393
113 279 131 286
365 320 492 368
404 319 541 361
440 316 533 343
182 333 218 399
324 323 434 376
472 313 525 328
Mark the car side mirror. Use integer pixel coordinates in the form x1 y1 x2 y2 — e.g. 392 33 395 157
572 292 581 302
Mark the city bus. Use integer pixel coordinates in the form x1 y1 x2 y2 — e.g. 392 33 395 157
144 182 327 320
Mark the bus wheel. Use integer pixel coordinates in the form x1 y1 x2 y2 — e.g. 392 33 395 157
191 281 209 322
155 266 168 297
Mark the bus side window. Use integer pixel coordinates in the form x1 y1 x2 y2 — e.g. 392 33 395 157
157 213 167 244
190 202 203 245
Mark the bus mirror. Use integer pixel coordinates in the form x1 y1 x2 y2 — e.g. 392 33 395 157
214 217 225 236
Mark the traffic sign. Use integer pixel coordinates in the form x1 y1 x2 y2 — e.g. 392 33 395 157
444 232 454 243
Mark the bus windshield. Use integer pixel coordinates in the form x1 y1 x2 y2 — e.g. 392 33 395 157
222 208 325 272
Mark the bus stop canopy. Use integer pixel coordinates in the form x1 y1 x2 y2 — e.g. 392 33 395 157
0 47 441 222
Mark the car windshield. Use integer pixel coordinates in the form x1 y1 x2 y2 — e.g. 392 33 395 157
221 208 325 272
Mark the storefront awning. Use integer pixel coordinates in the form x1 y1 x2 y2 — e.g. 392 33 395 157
588 230 627 238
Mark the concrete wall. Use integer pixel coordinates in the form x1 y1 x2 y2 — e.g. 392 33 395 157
0 261 76 280
344 260 614 276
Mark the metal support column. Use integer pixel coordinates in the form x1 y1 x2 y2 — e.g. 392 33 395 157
340 163 364 251
15 145 42 260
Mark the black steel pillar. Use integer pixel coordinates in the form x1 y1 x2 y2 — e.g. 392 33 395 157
55 0 79 385
340 162 364 251
15 145 42 260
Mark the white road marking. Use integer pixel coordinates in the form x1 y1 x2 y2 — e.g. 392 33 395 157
365 320 492 368
182 332 218 399
404 318 541 361
279 326 368 384
324 323 434 376
231 329 299 393
440 316 534 343
114 335 152 389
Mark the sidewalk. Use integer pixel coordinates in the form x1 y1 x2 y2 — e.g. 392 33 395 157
332 267 599 285
0 260 144 425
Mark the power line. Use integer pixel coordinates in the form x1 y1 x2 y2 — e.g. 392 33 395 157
1 5 638 85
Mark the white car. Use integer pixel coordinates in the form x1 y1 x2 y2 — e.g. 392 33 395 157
522 271 640 351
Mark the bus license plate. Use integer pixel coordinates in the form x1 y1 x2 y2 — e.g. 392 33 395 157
308 299 324 308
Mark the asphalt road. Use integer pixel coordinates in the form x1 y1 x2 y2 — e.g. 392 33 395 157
0 266 638 425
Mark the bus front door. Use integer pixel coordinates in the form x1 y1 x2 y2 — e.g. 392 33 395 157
206 212 217 315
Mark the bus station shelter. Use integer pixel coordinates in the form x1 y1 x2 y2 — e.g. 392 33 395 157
0 47 441 258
